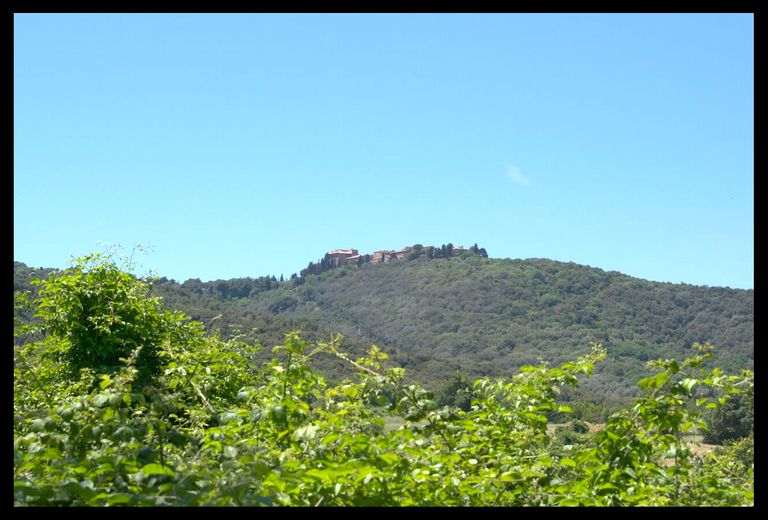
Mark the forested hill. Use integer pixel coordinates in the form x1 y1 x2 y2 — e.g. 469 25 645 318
179 250 752 398
14 251 754 401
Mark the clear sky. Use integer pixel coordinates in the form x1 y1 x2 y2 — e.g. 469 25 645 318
14 14 753 289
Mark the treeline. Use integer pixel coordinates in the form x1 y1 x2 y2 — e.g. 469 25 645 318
408 243 489 261
157 274 285 300
149 242 490 299
405 242 488 260
301 255 348 278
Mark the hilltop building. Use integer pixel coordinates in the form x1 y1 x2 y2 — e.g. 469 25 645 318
371 246 412 263
326 249 359 266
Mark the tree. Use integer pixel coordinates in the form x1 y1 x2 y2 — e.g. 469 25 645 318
702 391 754 444
181 278 204 294
269 296 298 314
408 244 424 260
29 246 191 387
434 372 472 412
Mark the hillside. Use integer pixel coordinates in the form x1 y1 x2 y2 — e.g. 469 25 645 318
234 251 753 398
14 250 754 402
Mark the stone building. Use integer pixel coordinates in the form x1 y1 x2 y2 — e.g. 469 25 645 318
370 246 412 263
326 249 358 266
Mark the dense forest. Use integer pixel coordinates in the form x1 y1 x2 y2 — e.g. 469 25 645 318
13 248 755 506
245 251 753 395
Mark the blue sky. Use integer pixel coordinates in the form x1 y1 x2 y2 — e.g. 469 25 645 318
14 14 753 289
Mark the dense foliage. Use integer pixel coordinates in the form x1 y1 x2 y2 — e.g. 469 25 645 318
14 250 754 506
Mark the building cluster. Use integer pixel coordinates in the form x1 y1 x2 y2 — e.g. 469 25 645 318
327 245 469 266
298 243 481 280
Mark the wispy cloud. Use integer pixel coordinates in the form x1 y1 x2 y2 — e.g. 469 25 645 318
506 164 533 186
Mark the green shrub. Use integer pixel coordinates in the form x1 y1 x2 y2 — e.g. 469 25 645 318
570 419 589 434
31 247 186 386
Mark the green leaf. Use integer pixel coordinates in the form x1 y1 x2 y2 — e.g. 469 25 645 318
29 419 46 432
321 433 340 445
270 405 287 425
40 447 62 461
65 481 97 502
378 453 399 466
291 424 319 442
142 463 176 477
638 371 670 390
263 472 286 492
354 466 379 485
223 445 238 459
623 467 637 479
106 494 131 506
219 411 240 425
303 469 330 483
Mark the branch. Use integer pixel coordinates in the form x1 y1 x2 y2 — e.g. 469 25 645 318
190 380 218 415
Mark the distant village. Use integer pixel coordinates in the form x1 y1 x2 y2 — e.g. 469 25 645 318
298 244 485 279
326 245 469 266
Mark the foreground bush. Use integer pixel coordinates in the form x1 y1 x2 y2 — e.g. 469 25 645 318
14 251 754 506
